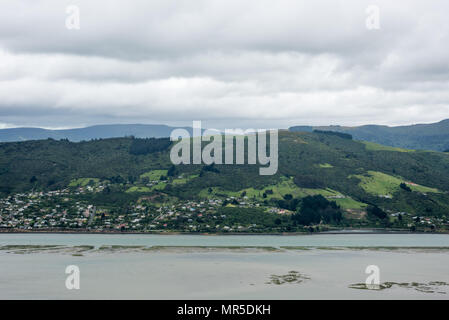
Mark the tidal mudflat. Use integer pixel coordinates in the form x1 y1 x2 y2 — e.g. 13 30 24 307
1 234 449 299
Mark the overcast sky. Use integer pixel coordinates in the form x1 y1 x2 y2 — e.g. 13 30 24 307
1 0 449 129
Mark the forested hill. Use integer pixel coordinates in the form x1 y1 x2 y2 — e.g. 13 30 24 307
1 131 449 217
289 119 449 152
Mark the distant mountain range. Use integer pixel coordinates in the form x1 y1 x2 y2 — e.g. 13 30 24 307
289 119 449 152
1 119 449 152
0 124 197 142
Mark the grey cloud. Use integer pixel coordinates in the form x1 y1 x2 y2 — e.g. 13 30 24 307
0 0 449 128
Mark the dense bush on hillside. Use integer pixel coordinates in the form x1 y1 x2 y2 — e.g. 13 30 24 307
293 195 342 225
293 175 325 188
366 205 387 220
399 183 412 192
129 138 172 155
313 130 353 140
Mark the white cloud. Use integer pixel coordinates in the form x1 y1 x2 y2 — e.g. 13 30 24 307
0 0 448 128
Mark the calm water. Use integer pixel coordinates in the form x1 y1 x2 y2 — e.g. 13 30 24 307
1 233 449 299
2 232 449 247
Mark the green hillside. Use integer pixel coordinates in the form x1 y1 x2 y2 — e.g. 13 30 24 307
289 119 449 151
1 131 449 232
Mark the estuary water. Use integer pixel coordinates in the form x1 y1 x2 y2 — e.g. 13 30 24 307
1 233 449 299
2 232 449 247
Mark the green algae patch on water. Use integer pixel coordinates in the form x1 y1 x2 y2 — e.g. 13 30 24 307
266 271 311 285
280 246 346 251
0 245 62 250
347 246 449 253
143 245 281 253
349 281 449 294
279 246 312 251
97 245 146 252
73 245 95 251
70 245 95 256
0 244 282 255
0 245 66 254
0 244 96 255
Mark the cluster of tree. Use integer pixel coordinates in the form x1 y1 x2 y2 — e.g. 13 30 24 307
262 189 274 198
167 165 177 177
399 182 412 192
366 205 387 220
292 195 342 225
216 207 290 229
275 194 301 210
200 163 220 175
129 138 172 155
108 175 126 184
293 175 325 188
313 130 353 140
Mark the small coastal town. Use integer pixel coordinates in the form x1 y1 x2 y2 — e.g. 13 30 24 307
1 177 448 233
0 182 290 233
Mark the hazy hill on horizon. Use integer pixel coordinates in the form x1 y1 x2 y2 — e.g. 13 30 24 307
289 119 449 152
0 124 196 142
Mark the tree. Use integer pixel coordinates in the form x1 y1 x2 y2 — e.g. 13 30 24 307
292 195 342 226
283 194 293 201
129 138 171 155
367 205 387 220
167 165 177 177
294 175 325 188
313 130 352 140
277 197 300 211
399 183 412 192
141 176 149 185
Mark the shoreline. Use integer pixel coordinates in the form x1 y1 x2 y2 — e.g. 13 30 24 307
0 228 446 236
